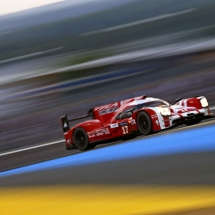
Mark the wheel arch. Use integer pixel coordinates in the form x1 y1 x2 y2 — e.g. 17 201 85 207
135 108 161 132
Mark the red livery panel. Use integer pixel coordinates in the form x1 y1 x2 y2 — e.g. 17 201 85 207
60 95 213 151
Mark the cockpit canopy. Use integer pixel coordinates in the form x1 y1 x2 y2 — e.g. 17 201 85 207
116 100 169 120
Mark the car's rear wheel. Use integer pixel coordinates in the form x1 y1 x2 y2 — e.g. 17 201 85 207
137 112 152 135
73 128 90 151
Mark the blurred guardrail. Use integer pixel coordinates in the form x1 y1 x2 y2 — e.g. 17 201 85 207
1 38 215 152
1 37 215 100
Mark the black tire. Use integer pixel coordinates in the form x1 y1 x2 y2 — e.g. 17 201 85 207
137 112 152 135
73 127 90 151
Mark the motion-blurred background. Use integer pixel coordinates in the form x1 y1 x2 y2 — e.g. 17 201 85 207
0 0 215 151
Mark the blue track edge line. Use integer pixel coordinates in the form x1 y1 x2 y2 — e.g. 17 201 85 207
0 124 215 177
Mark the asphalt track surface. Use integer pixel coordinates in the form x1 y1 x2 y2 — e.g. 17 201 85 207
0 122 215 215
0 116 215 215
1 56 214 214
1 51 215 153
0 112 214 181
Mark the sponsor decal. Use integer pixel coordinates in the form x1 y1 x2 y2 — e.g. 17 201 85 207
110 123 118 128
156 120 159 126
130 119 136 125
95 102 119 115
99 106 118 115
151 114 157 119
122 125 129 134
88 133 96 138
95 128 110 136
120 121 128 126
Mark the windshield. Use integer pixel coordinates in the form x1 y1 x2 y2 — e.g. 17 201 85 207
116 100 168 120
135 101 167 109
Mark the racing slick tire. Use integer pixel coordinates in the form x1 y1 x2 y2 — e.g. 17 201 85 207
73 127 91 151
137 112 152 135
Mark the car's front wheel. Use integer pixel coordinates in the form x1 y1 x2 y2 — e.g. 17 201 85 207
73 127 90 151
137 112 152 135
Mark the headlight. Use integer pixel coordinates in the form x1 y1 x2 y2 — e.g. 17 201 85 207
200 98 208 108
158 107 171 116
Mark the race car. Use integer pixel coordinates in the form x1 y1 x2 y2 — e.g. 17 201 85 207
60 95 213 151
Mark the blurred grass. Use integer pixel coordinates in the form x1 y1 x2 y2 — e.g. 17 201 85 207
65 50 112 66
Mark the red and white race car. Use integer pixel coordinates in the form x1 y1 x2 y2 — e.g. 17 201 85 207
60 95 213 151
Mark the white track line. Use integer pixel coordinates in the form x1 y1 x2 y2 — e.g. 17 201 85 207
210 106 215 110
0 140 64 157
0 110 214 157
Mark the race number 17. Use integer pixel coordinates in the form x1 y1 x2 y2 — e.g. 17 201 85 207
122 126 128 134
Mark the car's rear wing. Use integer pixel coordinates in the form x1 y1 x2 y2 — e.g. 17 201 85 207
60 110 93 133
